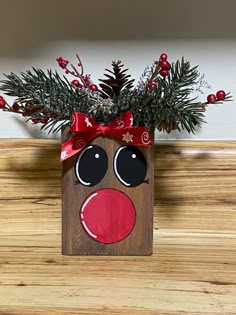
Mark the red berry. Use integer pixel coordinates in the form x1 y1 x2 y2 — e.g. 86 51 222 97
12 103 20 111
147 79 152 86
83 81 89 88
0 97 6 108
160 53 168 61
63 60 69 68
207 94 217 104
24 102 33 113
41 118 49 124
216 90 226 100
154 60 159 65
56 57 69 69
0 100 6 108
82 75 88 82
150 83 157 90
32 118 39 124
78 63 81 66
160 60 171 70
89 84 98 92
160 69 169 77
71 79 82 88
43 109 49 115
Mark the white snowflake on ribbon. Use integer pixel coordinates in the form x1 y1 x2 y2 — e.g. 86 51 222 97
116 120 125 129
122 132 133 143
85 117 92 127
60 150 68 161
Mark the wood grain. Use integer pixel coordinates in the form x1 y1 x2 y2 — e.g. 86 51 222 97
0 139 236 314
62 129 154 255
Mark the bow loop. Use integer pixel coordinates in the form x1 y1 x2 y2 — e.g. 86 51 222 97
71 112 97 133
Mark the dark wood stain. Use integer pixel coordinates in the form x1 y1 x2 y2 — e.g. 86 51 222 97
61 128 154 255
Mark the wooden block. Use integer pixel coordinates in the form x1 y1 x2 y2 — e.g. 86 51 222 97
62 128 154 255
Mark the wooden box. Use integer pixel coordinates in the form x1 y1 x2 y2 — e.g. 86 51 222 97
62 128 154 255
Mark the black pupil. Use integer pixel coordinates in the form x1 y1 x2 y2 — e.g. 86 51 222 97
75 145 108 186
114 146 147 187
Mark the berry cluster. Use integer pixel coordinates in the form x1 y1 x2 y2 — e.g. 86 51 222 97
147 53 172 91
0 99 52 124
147 78 159 91
157 53 171 77
207 90 227 104
56 57 69 69
71 77 98 91
56 55 98 92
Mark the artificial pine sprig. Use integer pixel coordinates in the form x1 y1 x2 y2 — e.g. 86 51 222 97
0 68 108 132
0 53 231 134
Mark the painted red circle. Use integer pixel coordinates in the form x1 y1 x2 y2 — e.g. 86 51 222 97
79 189 136 244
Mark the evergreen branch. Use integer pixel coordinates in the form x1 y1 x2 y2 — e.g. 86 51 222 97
0 68 105 133
129 58 206 133
0 54 229 135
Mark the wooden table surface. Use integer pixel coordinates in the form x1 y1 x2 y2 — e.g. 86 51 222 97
0 140 235 315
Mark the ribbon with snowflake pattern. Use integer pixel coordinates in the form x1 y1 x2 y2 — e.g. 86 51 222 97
60 111 152 162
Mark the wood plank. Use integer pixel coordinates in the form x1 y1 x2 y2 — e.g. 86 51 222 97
0 140 236 314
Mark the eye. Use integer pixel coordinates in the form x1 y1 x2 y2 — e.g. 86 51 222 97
75 145 108 186
113 146 147 187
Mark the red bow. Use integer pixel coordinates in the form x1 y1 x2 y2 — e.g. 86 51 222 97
60 111 152 162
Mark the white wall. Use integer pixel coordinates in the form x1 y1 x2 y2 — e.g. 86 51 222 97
0 0 235 140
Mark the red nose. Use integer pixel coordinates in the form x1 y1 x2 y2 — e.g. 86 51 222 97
79 189 136 244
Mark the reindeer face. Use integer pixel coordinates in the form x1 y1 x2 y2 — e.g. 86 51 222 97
62 130 154 255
